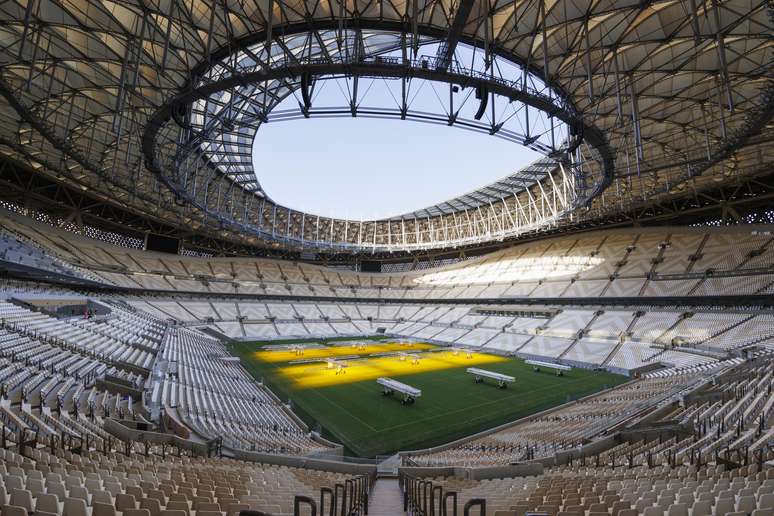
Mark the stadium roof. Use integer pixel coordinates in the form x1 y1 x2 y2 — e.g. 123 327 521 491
392 158 558 220
0 0 771 253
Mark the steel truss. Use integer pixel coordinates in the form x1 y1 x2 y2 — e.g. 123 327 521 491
0 157 300 260
144 29 614 253
1 153 773 266
0 0 770 256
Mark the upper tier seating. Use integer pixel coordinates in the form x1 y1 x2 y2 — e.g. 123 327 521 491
0 228 100 282
2 209 773 301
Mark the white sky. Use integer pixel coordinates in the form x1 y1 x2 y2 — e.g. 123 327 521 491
253 116 542 220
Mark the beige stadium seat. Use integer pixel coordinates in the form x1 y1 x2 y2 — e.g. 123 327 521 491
93 501 117 516
643 506 663 516
160 510 188 516
715 497 736 516
9 490 33 513
26 479 45 497
667 503 688 516
69 486 89 503
761 495 774 510
5 477 24 491
63 497 88 516
126 486 145 500
691 500 713 516
611 501 630 515
2 504 29 516
737 496 758 513
123 509 152 516
165 501 190 515
139 497 162 516
116 494 139 511
36 493 60 514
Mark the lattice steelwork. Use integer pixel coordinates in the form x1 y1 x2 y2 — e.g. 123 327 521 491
165 33 582 192
144 28 609 250
0 0 770 254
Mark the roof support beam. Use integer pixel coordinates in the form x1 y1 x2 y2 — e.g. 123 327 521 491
435 0 478 70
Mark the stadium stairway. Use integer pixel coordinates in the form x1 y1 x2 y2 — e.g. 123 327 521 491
367 478 403 515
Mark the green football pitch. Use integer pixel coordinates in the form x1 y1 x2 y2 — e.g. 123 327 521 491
228 338 628 458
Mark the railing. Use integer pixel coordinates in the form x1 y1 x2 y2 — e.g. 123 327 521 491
294 473 373 516
400 471 463 516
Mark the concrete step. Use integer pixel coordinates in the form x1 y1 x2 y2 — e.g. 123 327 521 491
368 478 404 516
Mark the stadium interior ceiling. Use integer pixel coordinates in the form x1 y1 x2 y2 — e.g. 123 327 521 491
0 0 770 265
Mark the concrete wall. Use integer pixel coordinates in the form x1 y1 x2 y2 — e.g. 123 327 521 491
96 379 143 400
230 449 376 475
104 418 211 455
398 463 544 481
105 418 370 475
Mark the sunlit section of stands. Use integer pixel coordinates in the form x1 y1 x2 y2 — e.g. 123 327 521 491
562 339 617 366
456 328 501 347
657 313 752 346
642 357 746 379
518 336 575 359
80 302 165 354
3 210 774 300
586 311 634 339
607 341 668 371
484 332 533 352
629 312 683 343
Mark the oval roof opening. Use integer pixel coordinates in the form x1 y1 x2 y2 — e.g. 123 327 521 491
254 116 542 221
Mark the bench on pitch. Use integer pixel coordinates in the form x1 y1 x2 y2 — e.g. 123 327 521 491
525 360 571 376
377 377 421 405
466 368 515 389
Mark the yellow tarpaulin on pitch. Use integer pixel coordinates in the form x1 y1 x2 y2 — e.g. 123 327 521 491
275 349 507 389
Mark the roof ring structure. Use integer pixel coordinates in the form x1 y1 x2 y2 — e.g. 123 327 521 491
1 0 770 256
143 27 614 252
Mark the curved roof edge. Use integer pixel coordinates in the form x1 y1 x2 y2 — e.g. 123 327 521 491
390 157 558 220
